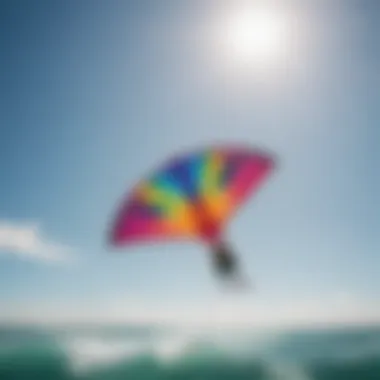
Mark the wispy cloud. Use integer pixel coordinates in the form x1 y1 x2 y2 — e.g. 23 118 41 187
0 220 76 264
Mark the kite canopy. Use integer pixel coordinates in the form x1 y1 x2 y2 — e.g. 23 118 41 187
109 145 276 247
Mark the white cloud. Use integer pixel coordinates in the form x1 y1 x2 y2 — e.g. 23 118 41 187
0 220 76 264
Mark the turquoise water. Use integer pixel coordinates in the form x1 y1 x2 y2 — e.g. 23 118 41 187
0 324 379 379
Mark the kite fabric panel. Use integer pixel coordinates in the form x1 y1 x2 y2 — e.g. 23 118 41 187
109 145 276 246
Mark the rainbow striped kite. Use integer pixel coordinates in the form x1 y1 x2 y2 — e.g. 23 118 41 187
108 144 277 284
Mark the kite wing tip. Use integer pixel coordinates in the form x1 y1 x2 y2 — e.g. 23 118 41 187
107 225 121 248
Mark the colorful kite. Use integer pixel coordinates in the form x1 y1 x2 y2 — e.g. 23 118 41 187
108 144 276 285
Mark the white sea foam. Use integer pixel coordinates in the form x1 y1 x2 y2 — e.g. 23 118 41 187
64 331 197 373
65 338 145 372
263 360 314 380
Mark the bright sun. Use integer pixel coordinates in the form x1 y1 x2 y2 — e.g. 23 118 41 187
225 4 287 65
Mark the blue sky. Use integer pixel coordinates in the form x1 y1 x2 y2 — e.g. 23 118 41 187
0 0 379 325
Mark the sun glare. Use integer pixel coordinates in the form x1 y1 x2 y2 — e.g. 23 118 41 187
225 4 288 65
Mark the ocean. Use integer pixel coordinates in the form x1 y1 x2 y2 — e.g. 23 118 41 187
0 324 379 380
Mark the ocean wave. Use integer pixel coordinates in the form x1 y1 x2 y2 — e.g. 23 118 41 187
1 325 380 379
